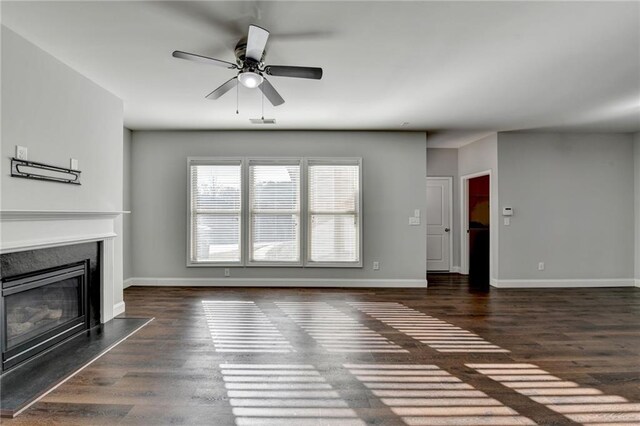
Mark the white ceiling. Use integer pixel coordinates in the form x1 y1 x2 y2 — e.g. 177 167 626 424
2 1 639 135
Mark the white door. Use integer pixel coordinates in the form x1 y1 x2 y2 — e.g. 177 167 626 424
426 177 451 271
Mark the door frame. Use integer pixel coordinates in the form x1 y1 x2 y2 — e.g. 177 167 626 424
460 170 492 279
426 177 454 272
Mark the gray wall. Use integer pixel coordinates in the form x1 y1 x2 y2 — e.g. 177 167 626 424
1 25 125 306
1 26 123 211
123 128 133 282
130 131 428 283
497 133 635 281
458 134 500 280
427 148 460 269
635 132 640 282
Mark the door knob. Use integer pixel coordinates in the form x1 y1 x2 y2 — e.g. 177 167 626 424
445 228 450 232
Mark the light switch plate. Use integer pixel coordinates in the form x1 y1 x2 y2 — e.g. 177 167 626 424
70 158 79 170
15 145 28 160
414 209 420 218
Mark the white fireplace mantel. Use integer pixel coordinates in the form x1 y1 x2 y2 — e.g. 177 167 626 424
1 210 129 322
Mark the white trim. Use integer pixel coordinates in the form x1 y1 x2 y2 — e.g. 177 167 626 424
492 278 636 288
460 170 492 279
450 266 462 273
426 177 453 272
123 278 134 289
8 318 153 419
126 277 427 288
635 279 640 288
113 301 126 316
0 233 116 254
0 210 129 221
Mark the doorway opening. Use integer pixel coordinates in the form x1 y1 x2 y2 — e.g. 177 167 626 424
461 171 491 290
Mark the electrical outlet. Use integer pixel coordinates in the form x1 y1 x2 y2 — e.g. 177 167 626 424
409 217 420 226
373 261 380 270
538 262 545 271
15 145 27 160
224 268 230 277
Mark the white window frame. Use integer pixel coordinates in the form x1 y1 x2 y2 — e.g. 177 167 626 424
187 157 244 267
304 158 363 268
187 156 363 268
246 158 303 267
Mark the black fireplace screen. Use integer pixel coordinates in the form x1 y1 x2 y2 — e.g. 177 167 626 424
1 262 89 371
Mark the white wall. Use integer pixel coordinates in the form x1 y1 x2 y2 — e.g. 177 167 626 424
635 132 640 285
1 26 125 310
123 128 133 283
1 26 123 211
497 133 635 286
129 131 428 286
427 148 460 269
458 134 499 281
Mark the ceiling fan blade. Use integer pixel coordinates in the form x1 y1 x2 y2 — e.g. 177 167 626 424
172 50 237 69
205 77 238 100
245 24 269 61
259 78 284 106
265 66 323 80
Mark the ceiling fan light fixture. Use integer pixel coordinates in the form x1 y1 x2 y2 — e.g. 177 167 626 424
238 71 263 89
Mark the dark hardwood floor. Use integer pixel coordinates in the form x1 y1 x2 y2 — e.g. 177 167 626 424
5 274 640 425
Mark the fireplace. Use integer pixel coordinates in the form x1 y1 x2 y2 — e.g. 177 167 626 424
0 242 101 373
1 262 89 371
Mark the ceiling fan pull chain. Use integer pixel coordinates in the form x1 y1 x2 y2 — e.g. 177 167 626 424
236 81 239 114
261 91 265 120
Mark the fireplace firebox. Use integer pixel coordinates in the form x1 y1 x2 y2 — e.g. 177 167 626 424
1 262 89 371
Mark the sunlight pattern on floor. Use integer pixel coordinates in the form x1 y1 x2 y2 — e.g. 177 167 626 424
344 364 534 425
221 364 365 425
275 301 407 353
202 301 294 352
348 302 508 353
468 363 640 425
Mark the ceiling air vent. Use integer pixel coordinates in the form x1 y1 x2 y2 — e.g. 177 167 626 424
250 118 277 124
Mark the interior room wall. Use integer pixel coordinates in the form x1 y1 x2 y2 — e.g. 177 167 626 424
123 128 133 284
457 134 499 282
129 131 428 287
1 26 123 211
635 132 640 286
1 25 125 309
426 148 460 270
497 132 635 287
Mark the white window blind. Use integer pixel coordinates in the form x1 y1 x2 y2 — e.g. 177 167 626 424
308 161 361 264
189 161 242 263
249 162 301 263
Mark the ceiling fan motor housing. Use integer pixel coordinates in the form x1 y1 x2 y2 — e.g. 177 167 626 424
235 39 265 69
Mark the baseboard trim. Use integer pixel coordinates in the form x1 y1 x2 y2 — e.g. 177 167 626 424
123 278 134 289
126 277 428 288
113 301 126 316
449 266 462 273
492 278 635 289
635 279 640 288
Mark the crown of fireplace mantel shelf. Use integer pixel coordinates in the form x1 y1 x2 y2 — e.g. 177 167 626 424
0 210 130 221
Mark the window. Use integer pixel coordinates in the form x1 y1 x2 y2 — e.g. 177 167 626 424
307 159 361 265
187 157 362 267
249 161 301 264
188 159 242 265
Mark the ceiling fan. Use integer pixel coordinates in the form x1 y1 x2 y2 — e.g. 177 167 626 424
173 24 323 106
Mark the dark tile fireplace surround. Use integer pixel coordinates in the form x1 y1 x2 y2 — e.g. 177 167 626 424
0 242 101 373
